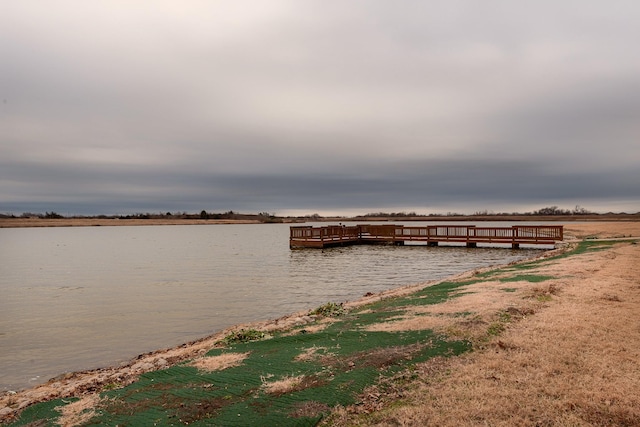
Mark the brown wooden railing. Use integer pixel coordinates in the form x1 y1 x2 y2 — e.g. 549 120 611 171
290 224 563 249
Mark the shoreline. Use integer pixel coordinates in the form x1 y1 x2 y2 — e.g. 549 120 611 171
2 221 639 424
0 223 547 395
0 245 564 422
0 218 265 228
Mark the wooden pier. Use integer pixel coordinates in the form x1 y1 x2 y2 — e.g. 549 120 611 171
290 224 563 249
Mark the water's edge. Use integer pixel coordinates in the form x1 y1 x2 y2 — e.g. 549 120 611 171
0 223 554 392
7 245 560 397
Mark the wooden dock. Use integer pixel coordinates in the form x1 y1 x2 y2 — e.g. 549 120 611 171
290 224 563 249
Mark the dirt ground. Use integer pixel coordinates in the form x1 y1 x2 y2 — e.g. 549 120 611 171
1 221 639 425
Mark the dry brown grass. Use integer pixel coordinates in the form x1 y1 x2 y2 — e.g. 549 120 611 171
363 279 542 345
295 346 332 362
363 312 453 333
289 401 332 418
325 240 640 426
55 394 101 427
261 375 306 395
189 352 250 372
260 374 329 398
563 221 640 239
281 317 340 337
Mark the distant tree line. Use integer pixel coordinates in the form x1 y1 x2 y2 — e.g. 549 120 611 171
531 205 593 215
3 205 636 221
1 211 66 219
360 211 419 218
474 205 595 216
0 209 284 223
358 206 597 218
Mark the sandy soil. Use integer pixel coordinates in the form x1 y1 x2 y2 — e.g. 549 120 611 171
1 221 639 425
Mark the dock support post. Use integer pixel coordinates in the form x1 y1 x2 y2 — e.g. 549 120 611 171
466 242 477 248
512 243 520 249
427 241 438 247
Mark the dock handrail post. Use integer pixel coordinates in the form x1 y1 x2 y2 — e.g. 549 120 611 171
394 224 402 244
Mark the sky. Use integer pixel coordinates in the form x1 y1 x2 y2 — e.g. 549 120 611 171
1 1 639 217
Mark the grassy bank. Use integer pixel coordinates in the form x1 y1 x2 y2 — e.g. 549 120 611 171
3 237 639 426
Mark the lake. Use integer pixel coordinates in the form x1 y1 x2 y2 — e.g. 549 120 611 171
0 222 547 391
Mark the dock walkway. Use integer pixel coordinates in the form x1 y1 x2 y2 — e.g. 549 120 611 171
290 224 563 249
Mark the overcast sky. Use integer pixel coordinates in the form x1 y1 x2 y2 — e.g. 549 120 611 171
1 1 639 216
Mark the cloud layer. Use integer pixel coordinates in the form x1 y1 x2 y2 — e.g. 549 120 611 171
2 1 639 215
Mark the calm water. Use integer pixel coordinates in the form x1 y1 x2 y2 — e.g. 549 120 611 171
0 222 545 391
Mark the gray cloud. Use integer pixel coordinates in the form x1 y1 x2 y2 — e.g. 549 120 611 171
1 1 639 215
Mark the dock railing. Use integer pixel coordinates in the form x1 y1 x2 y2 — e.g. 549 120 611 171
290 224 563 249
289 225 361 248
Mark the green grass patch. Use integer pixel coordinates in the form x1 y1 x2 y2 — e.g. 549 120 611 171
5 397 74 427
338 309 407 330
499 274 555 283
487 322 506 336
474 269 505 278
501 288 518 292
484 311 516 337
363 280 477 313
549 239 633 259
64 329 469 427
